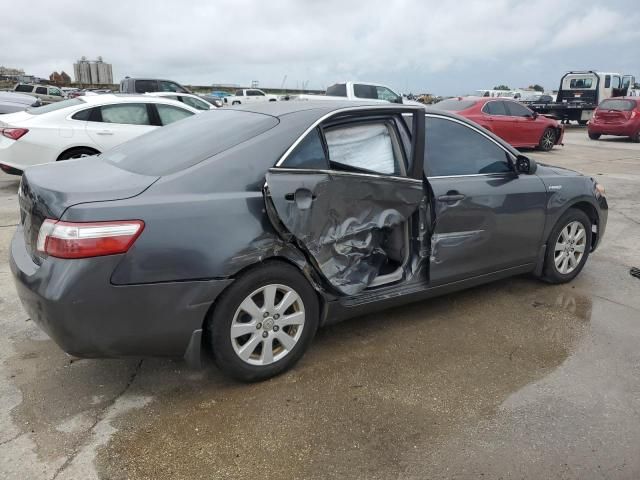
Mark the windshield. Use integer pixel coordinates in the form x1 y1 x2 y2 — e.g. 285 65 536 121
26 98 85 114
598 99 636 111
102 109 279 176
434 98 477 111
568 78 593 89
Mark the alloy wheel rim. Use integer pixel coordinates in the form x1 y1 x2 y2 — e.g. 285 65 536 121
542 131 554 149
554 221 586 275
230 284 305 366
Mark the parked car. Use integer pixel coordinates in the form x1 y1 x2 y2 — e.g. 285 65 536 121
13 84 65 104
119 77 191 94
520 93 554 106
588 97 640 142
285 81 404 104
210 90 232 98
0 94 199 174
223 89 278 105
0 92 41 114
145 92 219 110
198 95 224 108
435 96 563 151
10 102 607 381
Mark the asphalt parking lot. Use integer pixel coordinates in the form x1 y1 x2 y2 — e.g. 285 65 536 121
1 127 639 480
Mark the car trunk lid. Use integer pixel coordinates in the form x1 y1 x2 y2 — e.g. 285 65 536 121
19 158 159 263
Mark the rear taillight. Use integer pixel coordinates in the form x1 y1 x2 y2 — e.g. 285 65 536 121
0 128 29 140
631 110 639 119
37 219 144 259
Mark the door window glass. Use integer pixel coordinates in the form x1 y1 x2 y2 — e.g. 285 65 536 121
325 123 400 175
504 101 533 117
35 87 47 95
100 104 150 125
605 75 611 88
50 88 62 96
159 81 187 93
156 104 194 125
482 101 507 115
425 117 512 177
235 90 244 96
325 84 347 97
611 76 621 89
281 128 328 169
134 80 158 93
376 86 400 102
353 84 378 99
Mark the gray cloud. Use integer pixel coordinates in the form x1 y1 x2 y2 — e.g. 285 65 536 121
1 0 638 95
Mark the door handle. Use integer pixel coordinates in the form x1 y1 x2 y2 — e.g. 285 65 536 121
96 130 114 135
285 189 316 209
437 194 465 203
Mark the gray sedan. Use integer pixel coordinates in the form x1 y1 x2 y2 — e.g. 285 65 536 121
11 101 608 381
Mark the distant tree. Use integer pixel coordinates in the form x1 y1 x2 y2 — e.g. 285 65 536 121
493 84 510 90
529 84 544 92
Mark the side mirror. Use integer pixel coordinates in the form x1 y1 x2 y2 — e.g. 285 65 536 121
515 155 537 175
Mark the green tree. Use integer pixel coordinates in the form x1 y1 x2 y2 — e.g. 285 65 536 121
528 84 544 92
493 84 510 90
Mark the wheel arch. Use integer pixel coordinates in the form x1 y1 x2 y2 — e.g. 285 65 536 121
56 146 101 161
568 201 599 251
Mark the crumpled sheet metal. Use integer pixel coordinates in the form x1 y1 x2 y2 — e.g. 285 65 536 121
267 171 423 296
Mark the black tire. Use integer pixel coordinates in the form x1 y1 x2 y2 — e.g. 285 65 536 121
578 120 588 126
538 128 556 151
542 208 592 284
232 101 240 105
207 261 319 382
631 130 640 143
57 147 100 161
588 132 601 140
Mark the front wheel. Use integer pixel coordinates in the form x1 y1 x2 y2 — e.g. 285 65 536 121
631 130 640 143
538 128 556 151
232 100 240 105
588 132 601 140
208 262 319 382
542 208 592 284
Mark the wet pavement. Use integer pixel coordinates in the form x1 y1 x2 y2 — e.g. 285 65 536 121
1 128 639 479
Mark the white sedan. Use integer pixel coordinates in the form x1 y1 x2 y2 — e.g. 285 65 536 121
0 94 200 174
144 92 221 109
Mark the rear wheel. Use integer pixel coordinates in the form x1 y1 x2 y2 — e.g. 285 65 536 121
578 120 588 126
538 128 556 151
57 147 100 161
542 208 591 284
208 262 319 382
588 132 601 140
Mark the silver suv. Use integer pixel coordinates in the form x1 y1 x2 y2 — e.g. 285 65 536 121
13 84 65 104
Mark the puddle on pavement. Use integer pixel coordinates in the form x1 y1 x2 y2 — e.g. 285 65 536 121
83 277 593 480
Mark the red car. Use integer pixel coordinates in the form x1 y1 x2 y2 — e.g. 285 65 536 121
435 96 564 151
588 97 640 143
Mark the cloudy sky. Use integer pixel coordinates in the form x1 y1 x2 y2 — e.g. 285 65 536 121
2 0 638 95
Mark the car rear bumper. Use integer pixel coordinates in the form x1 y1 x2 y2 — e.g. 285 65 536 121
588 122 638 136
10 226 232 359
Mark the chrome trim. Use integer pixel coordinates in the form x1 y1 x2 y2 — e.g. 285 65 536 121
274 105 420 167
270 167 423 184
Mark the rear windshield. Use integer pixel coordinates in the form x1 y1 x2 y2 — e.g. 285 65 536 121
14 84 34 93
598 99 636 111
433 98 477 111
26 98 85 114
569 78 593 89
102 109 279 176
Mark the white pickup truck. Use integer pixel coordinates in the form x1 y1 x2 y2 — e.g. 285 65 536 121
223 88 278 106
284 81 405 104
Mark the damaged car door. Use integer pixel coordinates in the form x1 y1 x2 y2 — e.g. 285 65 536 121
424 114 547 286
265 114 424 296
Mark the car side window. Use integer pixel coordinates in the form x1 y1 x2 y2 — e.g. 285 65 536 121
483 101 507 116
50 88 62 96
505 101 533 117
235 90 244 96
71 108 93 121
35 87 47 95
353 84 378 99
281 128 328 169
134 80 158 93
325 122 402 176
15 84 34 93
156 104 194 125
425 116 512 177
99 104 151 125
159 81 185 93
376 86 400 102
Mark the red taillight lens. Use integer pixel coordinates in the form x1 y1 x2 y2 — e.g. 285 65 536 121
0 128 29 140
37 219 144 259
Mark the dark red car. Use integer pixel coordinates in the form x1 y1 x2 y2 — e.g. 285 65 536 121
588 97 640 143
435 97 564 151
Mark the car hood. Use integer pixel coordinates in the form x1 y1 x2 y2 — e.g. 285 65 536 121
21 157 159 218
